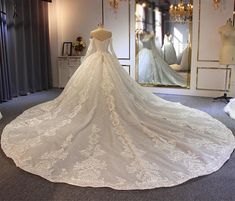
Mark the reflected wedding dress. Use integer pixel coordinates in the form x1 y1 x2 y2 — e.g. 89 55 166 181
225 99 235 120
137 35 186 86
162 34 178 65
1 37 235 190
0 112 2 119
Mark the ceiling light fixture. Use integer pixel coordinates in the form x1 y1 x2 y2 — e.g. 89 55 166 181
169 0 193 23
212 0 221 10
108 0 127 12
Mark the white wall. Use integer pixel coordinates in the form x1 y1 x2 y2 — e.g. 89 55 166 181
49 0 235 97
48 1 59 87
49 0 102 87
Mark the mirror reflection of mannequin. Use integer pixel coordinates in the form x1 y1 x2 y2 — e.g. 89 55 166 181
219 19 235 65
136 31 186 86
220 19 235 119
171 42 191 72
162 33 177 65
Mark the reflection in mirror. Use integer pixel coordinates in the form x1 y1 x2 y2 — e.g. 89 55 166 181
135 0 193 88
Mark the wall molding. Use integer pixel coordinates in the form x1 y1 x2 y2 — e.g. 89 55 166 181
196 67 232 91
102 0 131 60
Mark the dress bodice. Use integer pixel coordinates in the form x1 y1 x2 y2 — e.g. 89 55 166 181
93 38 110 52
142 37 152 49
164 34 173 44
83 37 117 61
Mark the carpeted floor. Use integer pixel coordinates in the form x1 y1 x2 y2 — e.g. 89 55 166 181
0 89 234 201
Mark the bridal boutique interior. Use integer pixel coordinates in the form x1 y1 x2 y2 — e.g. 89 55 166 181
0 0 235 201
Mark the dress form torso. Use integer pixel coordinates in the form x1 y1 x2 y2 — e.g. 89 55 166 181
142 33 154 49
219 21 235 64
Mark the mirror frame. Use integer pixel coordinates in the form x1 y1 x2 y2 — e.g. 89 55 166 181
135 0 193 89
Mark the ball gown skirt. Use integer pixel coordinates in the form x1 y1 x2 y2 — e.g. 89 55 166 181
137 35 186 86
137 48 186 86
1 38 235 190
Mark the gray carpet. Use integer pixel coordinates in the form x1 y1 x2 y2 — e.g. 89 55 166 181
0 89 234 201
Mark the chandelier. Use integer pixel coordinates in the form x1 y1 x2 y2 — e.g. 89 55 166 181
169 0 193 23
108 0 127 12
212 0 221 10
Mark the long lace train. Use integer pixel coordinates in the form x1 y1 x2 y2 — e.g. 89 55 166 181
1 38 235 190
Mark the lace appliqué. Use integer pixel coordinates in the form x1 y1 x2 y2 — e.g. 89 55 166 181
71 125 106 183
101 63 170 186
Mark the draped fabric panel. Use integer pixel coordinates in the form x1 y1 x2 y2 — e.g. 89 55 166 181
0 0 51 102
0 0 12 102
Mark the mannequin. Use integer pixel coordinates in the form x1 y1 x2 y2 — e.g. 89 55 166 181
220 19 235 118
90 23 112 41
214 19 235 102
81 24 114 62
219 18 235 64
162 33 177 65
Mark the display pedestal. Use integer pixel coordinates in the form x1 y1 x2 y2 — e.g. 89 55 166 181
213 93 233 103
213 65 233 103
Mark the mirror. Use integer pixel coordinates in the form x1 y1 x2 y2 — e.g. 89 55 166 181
135 0 192 88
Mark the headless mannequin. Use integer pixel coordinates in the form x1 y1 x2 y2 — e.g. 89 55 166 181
83 23 116 61
214 19 235 102
219 19 235 64
141 32 154 49
143 32 154 40
90 23 112 41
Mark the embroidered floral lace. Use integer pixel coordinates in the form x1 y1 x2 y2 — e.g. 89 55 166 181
1 38 235 190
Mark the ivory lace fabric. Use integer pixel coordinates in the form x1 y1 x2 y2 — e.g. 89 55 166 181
1 38 235 190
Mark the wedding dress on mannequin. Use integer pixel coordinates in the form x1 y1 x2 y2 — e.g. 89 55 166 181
162 34 178 65
219 19 235 110
137 33 186 86
1 29 235 190
0 112 2 120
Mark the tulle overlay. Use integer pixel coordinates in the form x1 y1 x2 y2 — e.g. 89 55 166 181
1 38 235 190
137 36 186 86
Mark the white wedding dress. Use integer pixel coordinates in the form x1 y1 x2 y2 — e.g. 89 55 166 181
1 37 235 190
224 98 235 120
162 34 178 65
137 36 186 86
